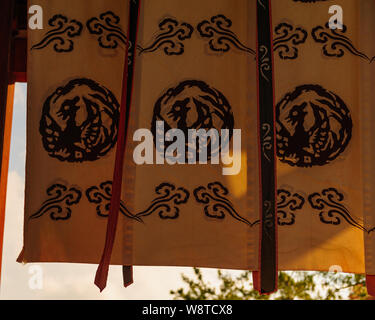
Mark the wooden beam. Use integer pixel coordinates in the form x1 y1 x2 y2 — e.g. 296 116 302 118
12 0 27 83
0 85 15 284
0 0 14 286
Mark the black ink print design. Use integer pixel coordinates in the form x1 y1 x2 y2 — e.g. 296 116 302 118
308 188 368 232
87 11 138 66
139 18 194 56
85 181 142 222
277 189 305 226
197 14 255 55
194 182 258 227
86 181 112 217
30 183 82 221
88 12 193 57
86 181 190 222
86 11 127 49
31 15 83 52
274 23 308 60
276 84 352 167
259 45 272 82
40 78 119 162
136 183 190 220
312 23 372 62
151 80 234 161
261 123 273 162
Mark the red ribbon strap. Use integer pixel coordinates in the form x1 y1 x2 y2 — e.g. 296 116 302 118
95 0 141 292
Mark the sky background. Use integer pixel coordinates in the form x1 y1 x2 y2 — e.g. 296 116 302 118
0 83 243 300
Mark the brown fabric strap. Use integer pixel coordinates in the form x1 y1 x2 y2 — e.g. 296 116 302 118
94 0 141 292
122 266 133 288
252 271 260 292
255 0 278 295
366 275 375 297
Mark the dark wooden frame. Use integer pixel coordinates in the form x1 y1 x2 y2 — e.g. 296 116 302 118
0 0 27 284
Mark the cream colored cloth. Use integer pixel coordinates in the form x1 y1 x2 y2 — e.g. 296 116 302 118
20 0 375 278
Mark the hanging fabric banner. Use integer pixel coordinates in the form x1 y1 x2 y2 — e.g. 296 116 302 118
21 0 260 277
19 0 375 295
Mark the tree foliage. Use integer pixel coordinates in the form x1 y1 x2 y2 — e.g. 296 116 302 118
170 268 369 300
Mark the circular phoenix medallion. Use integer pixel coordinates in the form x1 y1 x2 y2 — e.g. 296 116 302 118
151 80 234 161
40 78 119 162
276 84 352 167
